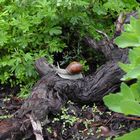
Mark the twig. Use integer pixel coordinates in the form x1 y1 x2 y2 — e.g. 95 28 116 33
96 29 110 42
114 113 140 121
104 114 115 126
27 114 44 140
96 29 114 49
115 12 124 36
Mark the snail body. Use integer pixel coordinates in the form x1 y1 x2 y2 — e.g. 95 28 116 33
54 61 83 80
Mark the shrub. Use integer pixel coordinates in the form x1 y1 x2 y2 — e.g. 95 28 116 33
0 0 139 97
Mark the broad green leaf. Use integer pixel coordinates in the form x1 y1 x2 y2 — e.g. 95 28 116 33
128 48 140 66
120 83 135 100
129 16 140 35
103 83 138 114
122 65 140 80
129 48 140 64
118 62 133 73
135 57 140 66
103 93 123 113
120 100 140 116
115 17 140 48
115 32 140 48
115 128 140 140
130 82 140 101
120 47 140 81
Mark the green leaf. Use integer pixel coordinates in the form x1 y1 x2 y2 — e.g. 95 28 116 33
130 81 140 101
129 48 140 64
121 83 135 100
103 93 123 113
103 83 138 115
118 62 132 73
128 16 140 35
115 128 140 140
115 17 140 48
120 100 140 116
119 47 140 81
0 31 9 46
49 26 62 36
122 65 140 80
115 32 140 48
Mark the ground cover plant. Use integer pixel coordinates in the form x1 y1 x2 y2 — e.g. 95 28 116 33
0 0 140 140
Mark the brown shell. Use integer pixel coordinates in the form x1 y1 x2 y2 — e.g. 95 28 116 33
66 61 83 74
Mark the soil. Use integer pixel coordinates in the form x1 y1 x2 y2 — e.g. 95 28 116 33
0 85 140 140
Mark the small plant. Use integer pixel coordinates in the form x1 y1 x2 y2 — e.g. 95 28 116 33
61 107 78 127
103 15 140 139
115 128 140 140
52 102 101 138
52 105 79 135
0 114 13 119
47 127 53 134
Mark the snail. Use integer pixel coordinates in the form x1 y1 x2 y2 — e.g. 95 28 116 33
53 61 83 80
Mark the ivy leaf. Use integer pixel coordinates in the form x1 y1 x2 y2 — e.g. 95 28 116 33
119 47 140 81
129 16 140 34
115 17 140 48
129 48 140 64
103 83 137 115
115 32 140 48
120 100 140 116
103 93 123 113
122 65 140 80
120 83 135 100
118 62 132 73
115 128 140 140
130 81 140 101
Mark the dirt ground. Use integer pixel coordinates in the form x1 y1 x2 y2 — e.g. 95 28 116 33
0 85 140 140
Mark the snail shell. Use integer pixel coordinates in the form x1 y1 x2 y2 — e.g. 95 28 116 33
66 61 83 74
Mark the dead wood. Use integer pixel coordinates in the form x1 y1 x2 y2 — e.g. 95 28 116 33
0 12 136 140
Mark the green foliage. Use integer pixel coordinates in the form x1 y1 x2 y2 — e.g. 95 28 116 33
53 105 78 129
104 82 140 116
115 128 140 140
103 0 138 13
52 101 98 138
0 0 139 97
119 47 140 80
115 16 140 48
103 16 140 139
0 114 13 119
115 17 140 81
